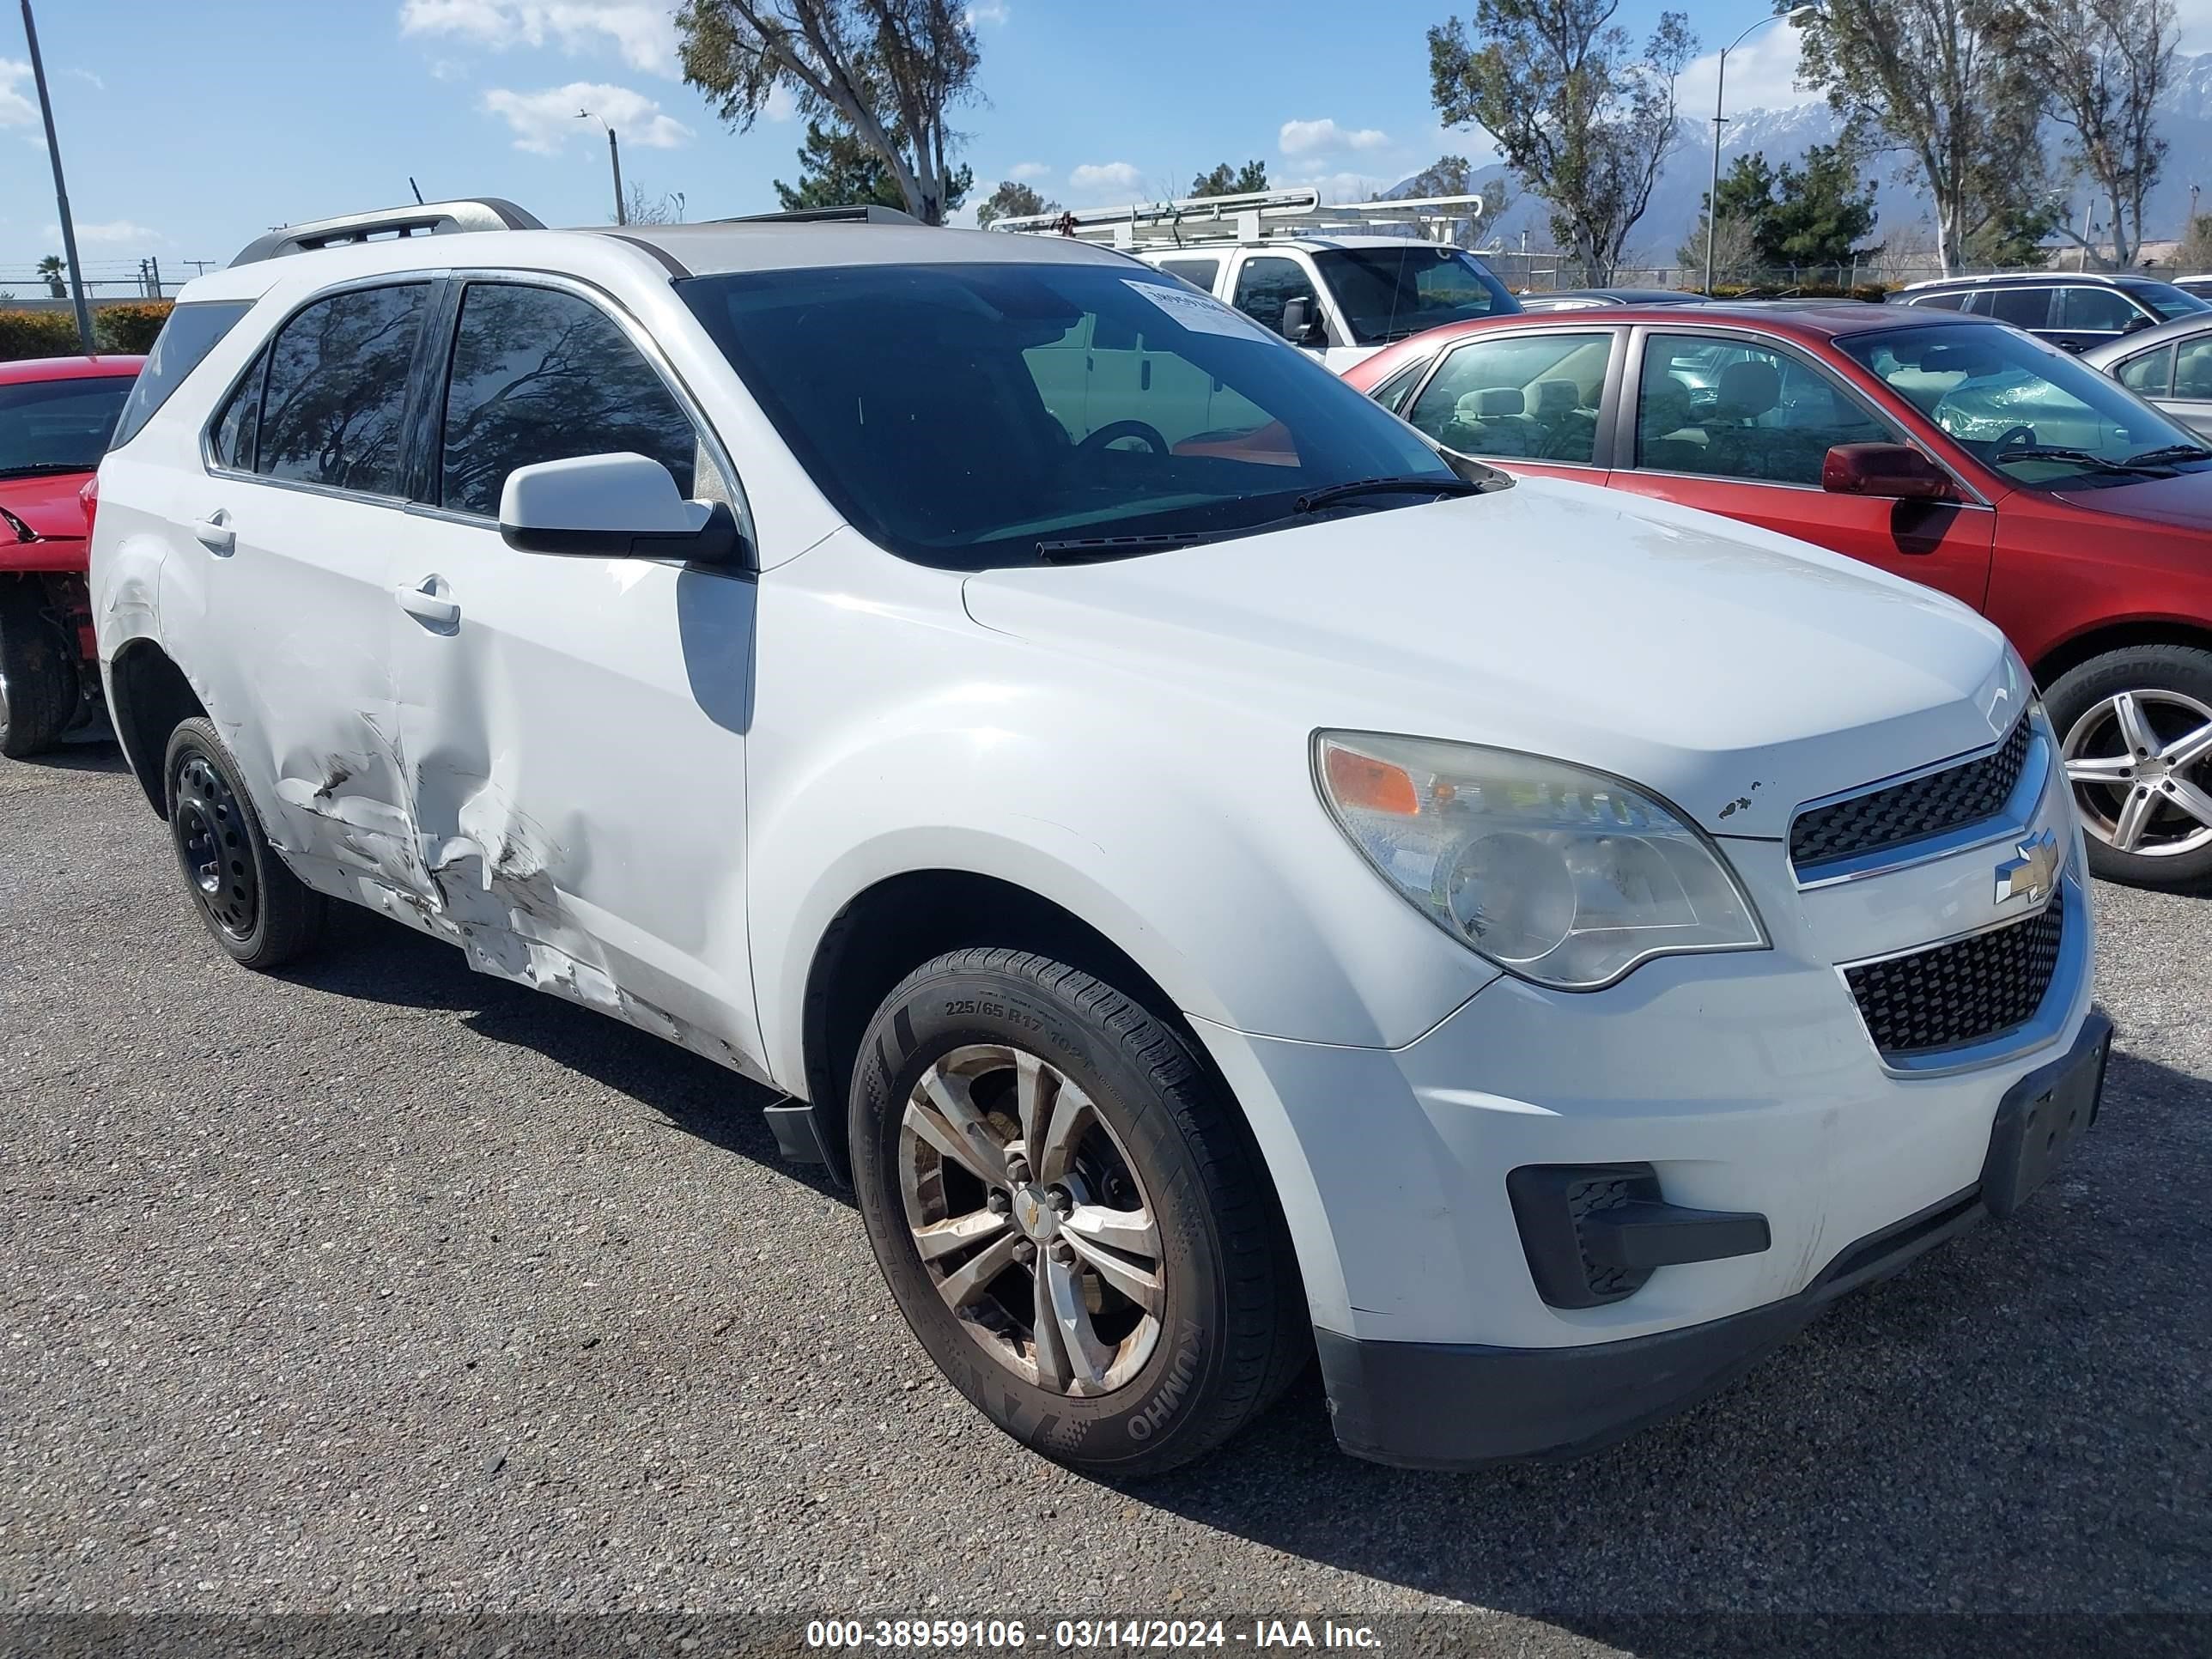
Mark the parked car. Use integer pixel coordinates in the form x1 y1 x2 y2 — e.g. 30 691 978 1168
0 353 143 754
1888 270 2207 354
2081 311 2212 437
1345 304 2212 886
1517 287 1709 312
1133 235 1521 371
94 200 2102 1476
2173 274 2212 301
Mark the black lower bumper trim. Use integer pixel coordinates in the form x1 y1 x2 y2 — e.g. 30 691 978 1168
1317 1013 2112 1470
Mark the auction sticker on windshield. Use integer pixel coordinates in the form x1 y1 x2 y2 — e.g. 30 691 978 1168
1124 279 1276 340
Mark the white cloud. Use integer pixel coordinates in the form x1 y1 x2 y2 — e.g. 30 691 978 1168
763 80 797 121
1 58 35 126
46 219 163 246
483 82 691 153
69 67 105 90
429 57 465 80
1068 161 1142 198
966 2 1010 21
1009 160 1050 180
1279 118 1391 157
1676 27 1821 119
401 0 678 76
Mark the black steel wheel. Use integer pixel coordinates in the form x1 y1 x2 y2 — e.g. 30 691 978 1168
162 717 326 969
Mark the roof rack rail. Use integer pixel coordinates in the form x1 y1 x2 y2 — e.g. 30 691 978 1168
713 205 921 226
1896 270 2144 292
988 187 1486 249
229 198 544 267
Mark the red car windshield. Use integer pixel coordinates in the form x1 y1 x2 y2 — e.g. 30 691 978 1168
0 376 134 479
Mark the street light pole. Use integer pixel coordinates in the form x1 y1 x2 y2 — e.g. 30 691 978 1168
20 0 94 351
1704 4 1820 295
578 110 625 225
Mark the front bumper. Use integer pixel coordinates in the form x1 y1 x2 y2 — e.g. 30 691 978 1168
1320 1006 2109 1468
1186 766 2099 1465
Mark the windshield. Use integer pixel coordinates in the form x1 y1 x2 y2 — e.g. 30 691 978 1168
2128 280 2209 321
1310 246 1519 344
0 375 135 478
1836 323 2210 485
679 262 1456 569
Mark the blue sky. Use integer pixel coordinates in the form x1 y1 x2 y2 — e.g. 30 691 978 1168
5 0 1859 289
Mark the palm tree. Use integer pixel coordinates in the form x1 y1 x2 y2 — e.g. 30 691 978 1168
36 255 65 299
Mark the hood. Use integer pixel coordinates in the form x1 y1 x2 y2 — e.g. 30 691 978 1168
2045 464 2212 530
961 477 2015 840
0 468 94 543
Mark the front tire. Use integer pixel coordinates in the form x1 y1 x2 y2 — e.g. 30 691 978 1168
850 948 1305 1476
2046 645 2212 888
162 717 327 969
0 579 77 758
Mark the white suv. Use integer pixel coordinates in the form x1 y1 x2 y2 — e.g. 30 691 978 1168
89 199 2107 1475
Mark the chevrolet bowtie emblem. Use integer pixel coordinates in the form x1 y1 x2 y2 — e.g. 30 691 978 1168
1994 829 2061 907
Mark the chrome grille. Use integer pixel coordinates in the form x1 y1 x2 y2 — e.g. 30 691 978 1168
1791 718 2032 871
1844 896 2066 1059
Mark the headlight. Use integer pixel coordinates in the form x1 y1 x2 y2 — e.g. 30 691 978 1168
1314 731 1766 990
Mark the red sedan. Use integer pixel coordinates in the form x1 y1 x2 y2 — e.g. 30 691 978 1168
0 352 143 756
1345 305 2212 887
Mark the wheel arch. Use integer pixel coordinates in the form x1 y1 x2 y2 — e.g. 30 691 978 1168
2030 617 2212 690
799 868 1227 1180
107 638 208 815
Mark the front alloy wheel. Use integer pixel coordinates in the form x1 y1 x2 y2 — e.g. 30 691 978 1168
2061 689 2212 861
901 1043 1164 1396
851 948 1307 1475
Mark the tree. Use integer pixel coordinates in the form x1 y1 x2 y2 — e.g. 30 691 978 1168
1375 155 1510 244
1679 154 1778 277
1995 0 2175 269
615 182 686 224
37 255 65 299
1429 0 1696 287
1189 161 1269 198
773 117 970 214
2177 213 2212 274
1765 143 1881 267
1795 0 2054 275
678 0 979 224
975 179 1058 228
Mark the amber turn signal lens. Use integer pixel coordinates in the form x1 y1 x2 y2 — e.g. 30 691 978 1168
1322 742 1419 816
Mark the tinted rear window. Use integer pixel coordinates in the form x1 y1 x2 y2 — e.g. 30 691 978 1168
107 301 253 450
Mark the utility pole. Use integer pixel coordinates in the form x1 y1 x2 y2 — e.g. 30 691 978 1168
21 0 94 351
577 109 625 225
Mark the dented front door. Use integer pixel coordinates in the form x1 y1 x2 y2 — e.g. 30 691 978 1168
384 516 766 1073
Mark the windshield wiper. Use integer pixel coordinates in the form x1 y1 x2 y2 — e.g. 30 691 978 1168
0 462 94 480
1036 530 1239 562
2121 442 2212 467
1990 446 2172 477
1293 476 1489 513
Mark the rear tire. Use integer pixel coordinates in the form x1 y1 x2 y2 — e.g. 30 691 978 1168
162 717 327 969
2045 644 2212 889
850 948 1306 1476
0 580 77 758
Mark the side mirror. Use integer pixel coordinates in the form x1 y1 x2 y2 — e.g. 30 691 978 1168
2121 314 2155 335
498 452 744 565
1821 442 1954 501
1279 296 1322 345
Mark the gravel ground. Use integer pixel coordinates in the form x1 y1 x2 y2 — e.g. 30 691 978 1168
1 742 2206 1655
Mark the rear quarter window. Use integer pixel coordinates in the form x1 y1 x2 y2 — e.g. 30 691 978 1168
107 300 255 450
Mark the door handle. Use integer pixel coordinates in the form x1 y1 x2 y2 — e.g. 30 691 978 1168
191 512 234 556
396 576 460 629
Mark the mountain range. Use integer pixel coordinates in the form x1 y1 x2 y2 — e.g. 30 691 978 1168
1395 50 2212 270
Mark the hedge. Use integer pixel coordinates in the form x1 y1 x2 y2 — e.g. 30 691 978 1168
0 300 173 362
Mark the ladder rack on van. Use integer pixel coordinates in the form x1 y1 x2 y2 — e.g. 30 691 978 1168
230 199 544 267
987 187 1486 249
